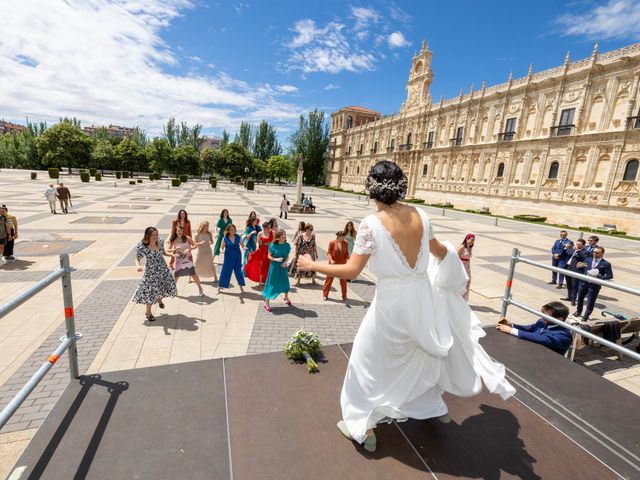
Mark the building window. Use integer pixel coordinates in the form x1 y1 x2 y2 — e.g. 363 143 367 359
357 166 360 175
623 159 639 181
496 162 505 178
347 146 351 156
358 143 363 155
425 131 434 149
372 141 378 154
388 138 395 152
407 133 412 146
346 116 353 129
422 164 428 176
500 118 516 141
548 161 559 179
452 127 463 146
331 160 335 171
553 108 575 136
345 165 348 174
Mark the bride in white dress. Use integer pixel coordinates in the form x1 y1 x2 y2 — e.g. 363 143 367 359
297 160 515 453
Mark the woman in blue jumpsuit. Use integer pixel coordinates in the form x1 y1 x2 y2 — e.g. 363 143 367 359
218 224 246 294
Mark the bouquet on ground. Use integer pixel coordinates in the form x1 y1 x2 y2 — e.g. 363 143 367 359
284 329 322 373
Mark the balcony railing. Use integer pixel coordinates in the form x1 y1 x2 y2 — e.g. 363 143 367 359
370 148 377 154
344 150 350 157
498 132 516 141
356 150 363 155
387 146 395 152
450 138 463 147
423 141 434 149
627 116 640 129
550 124 575 137
398 143 413 151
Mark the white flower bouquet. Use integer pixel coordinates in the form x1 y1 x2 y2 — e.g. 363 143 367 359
283 329 322 373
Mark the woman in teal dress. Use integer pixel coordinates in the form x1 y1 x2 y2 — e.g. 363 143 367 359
343 221 357 257
214 209 232 259
262 230 292 312
242 216 261 265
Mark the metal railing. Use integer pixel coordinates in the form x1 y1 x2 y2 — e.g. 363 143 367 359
550 124 575 137
498 131 515 141
626 116 640 129
501 248 640 362
0 254 81 430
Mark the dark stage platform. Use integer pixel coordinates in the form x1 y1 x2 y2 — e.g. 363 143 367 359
7 330 639 479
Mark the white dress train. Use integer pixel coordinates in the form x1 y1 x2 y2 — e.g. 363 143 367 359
341 209 515 443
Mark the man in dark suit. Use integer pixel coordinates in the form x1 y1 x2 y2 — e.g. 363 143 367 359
584 235 599 257
497 301 573 355
562 239 589 306
574 246 613 321
549 230 571 287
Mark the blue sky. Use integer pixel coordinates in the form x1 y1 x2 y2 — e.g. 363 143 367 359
1 0 639 145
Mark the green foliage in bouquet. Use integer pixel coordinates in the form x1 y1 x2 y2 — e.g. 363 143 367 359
284 329 322 373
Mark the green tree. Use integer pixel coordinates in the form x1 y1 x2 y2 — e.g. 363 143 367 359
130 127 148 148
164 118 178 148
90 126 121 146
200 146 225 176
90 139 115 171
253 120 281 161
146 138 173 173
37 120 93 169
172 145 201 176
252 158 267 181
234 121 254 151
0 121 46 169
114 138 147 173
289 109 330 185
266 155 294 184
220 130 230 149
163 118 202 149
222 143 252 179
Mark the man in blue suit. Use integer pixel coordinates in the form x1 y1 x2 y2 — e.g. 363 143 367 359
497 301 573 355
584 235 599 257
574 246 613 321
549 230 571 288
561 239 589 305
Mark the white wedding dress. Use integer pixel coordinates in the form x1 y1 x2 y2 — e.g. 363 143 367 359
342 208 515 443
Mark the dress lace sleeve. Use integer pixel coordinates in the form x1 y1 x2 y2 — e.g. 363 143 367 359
428 220 435 240
353 217 376 256
136 242 145 261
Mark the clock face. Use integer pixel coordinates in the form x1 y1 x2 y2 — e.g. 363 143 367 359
414 61 423 75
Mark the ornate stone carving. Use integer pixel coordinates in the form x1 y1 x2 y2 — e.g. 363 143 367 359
563 89 583 103
508 103 521 114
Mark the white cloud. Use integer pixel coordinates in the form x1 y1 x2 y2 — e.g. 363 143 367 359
0 0 302 135
324 83 340 90
275 84 298 93
388 31 410 48
285 19 375 73
351 6 379 39
553 0 640 39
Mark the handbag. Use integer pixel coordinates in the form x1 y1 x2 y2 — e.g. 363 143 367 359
286 200 290 206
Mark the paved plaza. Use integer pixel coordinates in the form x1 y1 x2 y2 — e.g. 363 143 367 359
0 169 639 476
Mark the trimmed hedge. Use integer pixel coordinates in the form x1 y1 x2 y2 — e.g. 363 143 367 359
171 179 181 187
123 171 130 178
465 208 491 215
432 202 454 209
129 180 136 185
116 171 122 179
137 179 142 183
179 174 188 183
149 173 155 180
245 179 254 191
89 168 97 176
48 168 59 179
404 198 425 204
95 173 102 181
513 214 547 222
210 178 217 188
234 175 242 184
80 172 90 182
30 172 37 180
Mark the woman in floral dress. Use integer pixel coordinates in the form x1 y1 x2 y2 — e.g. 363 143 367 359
168 224 204 296
133 227 177 322
288 223 318 286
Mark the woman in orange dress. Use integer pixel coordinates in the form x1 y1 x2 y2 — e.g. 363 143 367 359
243 221 273 286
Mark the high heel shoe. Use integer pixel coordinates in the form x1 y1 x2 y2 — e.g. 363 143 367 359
363 435 377 453
438 413 451 424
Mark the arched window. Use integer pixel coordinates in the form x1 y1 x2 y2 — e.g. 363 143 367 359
623 159 639 181
496 162 505 178
548 161 559 179
407 133 412 145
346 116 353 129
357 166 360 175
345 165 348 174
422 164 428 176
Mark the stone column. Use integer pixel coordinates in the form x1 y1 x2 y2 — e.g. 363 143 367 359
290 156 308 213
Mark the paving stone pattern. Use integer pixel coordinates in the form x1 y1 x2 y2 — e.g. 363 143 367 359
0 279 139 432
247 302 370 356
0 268 105 284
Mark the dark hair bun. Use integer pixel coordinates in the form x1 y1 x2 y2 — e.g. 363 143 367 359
365 160 408 205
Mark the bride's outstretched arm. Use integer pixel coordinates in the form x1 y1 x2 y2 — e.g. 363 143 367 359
429 238 448 261
297 253 369 280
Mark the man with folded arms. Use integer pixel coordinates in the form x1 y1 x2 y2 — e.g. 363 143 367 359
574 246 613 321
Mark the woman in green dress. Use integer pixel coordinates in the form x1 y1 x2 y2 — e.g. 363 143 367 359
262 229 292 312
343 221 357 257
214 209 232 260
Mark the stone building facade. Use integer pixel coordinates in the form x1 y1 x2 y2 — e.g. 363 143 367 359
327 41 640 235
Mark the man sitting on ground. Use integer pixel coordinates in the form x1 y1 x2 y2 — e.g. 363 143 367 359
497 301 573 355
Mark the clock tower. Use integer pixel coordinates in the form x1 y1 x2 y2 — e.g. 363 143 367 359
402 40 433 111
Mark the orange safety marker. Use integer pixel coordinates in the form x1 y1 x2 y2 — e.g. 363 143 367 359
48 354 59 364
506 280 513 288
64 307 74 318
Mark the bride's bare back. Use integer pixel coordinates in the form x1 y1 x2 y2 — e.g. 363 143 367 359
376 204 424 269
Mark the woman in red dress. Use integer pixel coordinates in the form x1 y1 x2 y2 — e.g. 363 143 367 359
243 221 274 286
